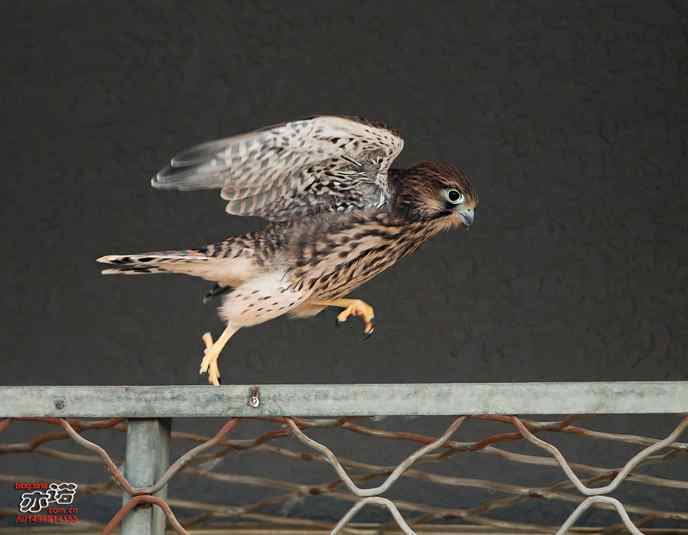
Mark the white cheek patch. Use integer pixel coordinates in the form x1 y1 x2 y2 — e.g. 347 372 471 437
218 272 307 327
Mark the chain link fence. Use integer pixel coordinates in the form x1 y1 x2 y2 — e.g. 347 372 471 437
0 383 686 534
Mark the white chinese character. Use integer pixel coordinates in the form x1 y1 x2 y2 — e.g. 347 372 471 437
19 490 50 513
46 482 78 505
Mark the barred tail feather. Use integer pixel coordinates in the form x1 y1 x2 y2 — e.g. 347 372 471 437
97 250 212 276
100 266 169 275
97 242 257 287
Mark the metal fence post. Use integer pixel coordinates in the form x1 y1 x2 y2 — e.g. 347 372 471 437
122 418 172 535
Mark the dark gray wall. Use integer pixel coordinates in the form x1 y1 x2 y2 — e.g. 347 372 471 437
1 0 687 528
2 1 687 386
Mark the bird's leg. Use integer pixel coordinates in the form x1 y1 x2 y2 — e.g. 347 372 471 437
311 298 375 337
199 324 238 386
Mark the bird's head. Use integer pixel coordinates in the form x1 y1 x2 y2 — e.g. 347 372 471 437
392 161 477 228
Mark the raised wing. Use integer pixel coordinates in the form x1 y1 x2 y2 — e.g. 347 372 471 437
151 116 404 221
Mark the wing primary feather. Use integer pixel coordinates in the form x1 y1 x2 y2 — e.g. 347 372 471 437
150 116 405 221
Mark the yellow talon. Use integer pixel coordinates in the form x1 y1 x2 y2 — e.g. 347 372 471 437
335 299 375 337
198 325 238 386
199 332 222 386
309 298 376 337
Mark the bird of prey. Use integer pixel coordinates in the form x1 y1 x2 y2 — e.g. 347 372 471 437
98 116 477 385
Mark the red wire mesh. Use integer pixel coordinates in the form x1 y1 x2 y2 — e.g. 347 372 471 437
0 414 686 534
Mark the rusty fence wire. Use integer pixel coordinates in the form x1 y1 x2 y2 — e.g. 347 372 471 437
0 413 687 534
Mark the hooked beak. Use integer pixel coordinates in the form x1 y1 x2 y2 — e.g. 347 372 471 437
458 206 475 227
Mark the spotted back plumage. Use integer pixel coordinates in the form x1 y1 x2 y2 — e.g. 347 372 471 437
151 116 404 221
281 162 477 302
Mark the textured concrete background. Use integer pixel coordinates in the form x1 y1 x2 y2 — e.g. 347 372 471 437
1 0 687 528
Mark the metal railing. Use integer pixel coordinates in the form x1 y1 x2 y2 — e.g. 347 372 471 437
1 382 687 534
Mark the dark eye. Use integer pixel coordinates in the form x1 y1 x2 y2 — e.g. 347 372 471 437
444 189 465 204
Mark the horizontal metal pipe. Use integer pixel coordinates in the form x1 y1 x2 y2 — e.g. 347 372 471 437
1 381 686 417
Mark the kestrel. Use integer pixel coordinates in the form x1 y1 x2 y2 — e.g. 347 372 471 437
98 116 477 385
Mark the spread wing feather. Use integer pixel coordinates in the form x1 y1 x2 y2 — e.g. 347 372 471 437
151 116 404 221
